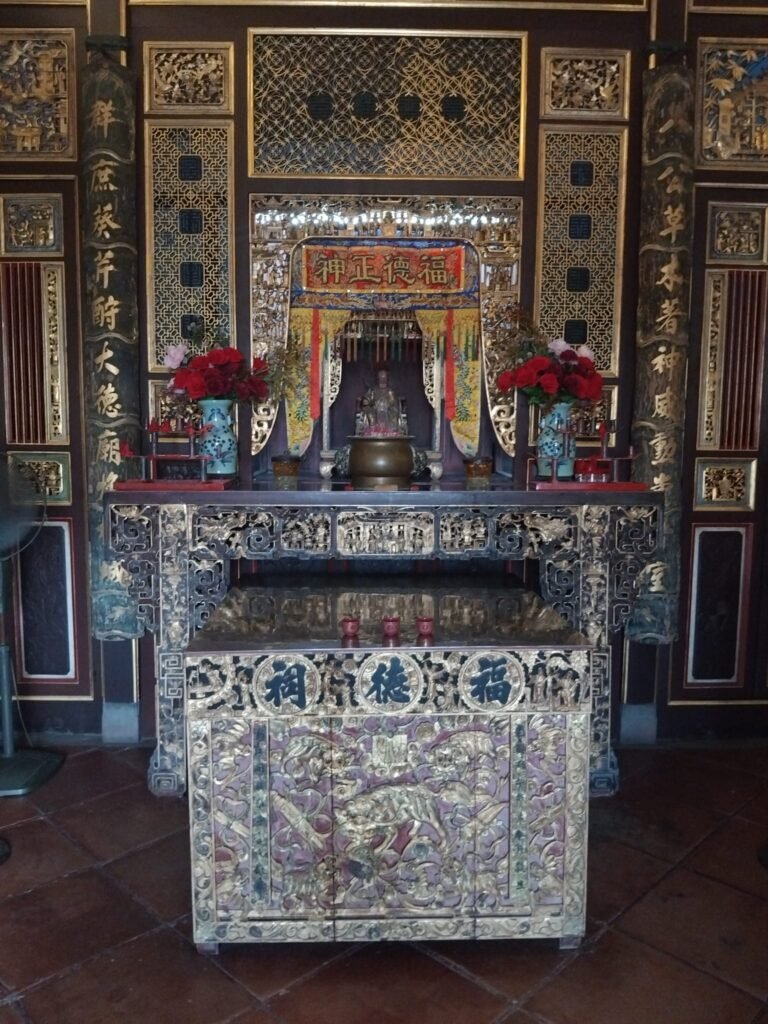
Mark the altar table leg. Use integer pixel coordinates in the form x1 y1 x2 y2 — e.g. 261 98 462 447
559 934 582 951
196 942 219 956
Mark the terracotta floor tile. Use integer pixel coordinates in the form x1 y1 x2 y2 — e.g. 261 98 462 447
618 754 765 816
0 819 93 900
616 747 683 782
109 745 153 776
738 788 768 827
587 835 671 924
52 784 188 861
22 928 252 1024
0 1005 25 1024
425 939 572 1001
616 867 768 1001
216 942 355 1000
30 750 144 812
588 788 723 863
684 815 768 901
270 944 509 1024
688 746 768 779
106 829 191 921
0 796 40 829
524 929 760 1024
0 869 156 989
227 1009 273 1024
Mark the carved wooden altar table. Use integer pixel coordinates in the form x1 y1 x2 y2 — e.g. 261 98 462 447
105 482 664 799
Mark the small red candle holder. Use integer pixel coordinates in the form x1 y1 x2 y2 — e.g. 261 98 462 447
381 615 400 638
340 616 360 638
415 615 434 637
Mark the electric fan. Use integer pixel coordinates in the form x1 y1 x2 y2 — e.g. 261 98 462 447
0 455 63 810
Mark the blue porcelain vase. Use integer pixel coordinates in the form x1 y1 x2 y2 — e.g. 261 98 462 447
536 401 575 480
196 398 237 476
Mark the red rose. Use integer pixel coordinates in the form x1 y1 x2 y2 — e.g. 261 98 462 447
252 357 268 374
539 372 560 395
563 373 589 399
577 356 595 373
189 355 210 371
528 355 552 373
585 374 604 401
208 346 244 366
559 348 578 363
513 364 538 388
202 368 230 396
248 377 268 400
180 370 207 399
497 370 516 392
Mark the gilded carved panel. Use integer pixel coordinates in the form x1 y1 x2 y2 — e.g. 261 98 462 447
0 31 75 160
0 195 63 256
541 49 630 120
693 458 756 512
706 202 766 264
697 270 726 449
249 31 525 180
9 451 71 504
249 193 523 455
146 121 235 370
535 126 627 375
697 38 768 167
144 43 234 114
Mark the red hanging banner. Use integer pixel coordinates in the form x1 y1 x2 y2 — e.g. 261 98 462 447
310 308 322 420
444 309 456 421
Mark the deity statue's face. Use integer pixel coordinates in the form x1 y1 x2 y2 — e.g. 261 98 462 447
377 370 389 387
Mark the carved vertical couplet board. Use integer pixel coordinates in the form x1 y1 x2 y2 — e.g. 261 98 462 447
105 493 663 798
629 66 694 643
186 649 591 946
81 51 142 638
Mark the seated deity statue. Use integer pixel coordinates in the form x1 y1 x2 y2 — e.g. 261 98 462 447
356 369 408 436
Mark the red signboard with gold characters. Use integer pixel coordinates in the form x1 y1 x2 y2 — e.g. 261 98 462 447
301 243 465 294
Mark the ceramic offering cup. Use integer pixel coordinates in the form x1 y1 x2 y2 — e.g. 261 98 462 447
416 615 434 637
381 615 400 638
340 616 360 638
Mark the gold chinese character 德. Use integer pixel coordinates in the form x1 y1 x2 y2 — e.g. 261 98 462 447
94 382 121 418
382 254 416 287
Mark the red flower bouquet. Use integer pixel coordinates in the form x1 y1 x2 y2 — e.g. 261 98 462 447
169 346 269 403
497 340 604 408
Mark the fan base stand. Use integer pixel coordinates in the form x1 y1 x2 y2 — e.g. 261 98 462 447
0 748 64 797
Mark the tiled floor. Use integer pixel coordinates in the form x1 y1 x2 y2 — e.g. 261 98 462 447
0 743 766 1024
